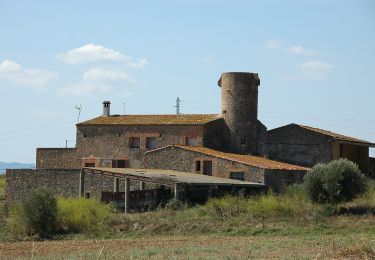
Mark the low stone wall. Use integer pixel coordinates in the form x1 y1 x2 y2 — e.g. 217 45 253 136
5 169 81 206
5 169 161 206
36 148 80 169
264 169 306 192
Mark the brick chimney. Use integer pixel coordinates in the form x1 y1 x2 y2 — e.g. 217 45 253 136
103 101 111 117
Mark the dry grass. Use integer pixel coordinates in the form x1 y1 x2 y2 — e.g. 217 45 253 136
0 234 374 259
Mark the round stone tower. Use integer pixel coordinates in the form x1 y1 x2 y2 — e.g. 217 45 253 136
218 72 260 154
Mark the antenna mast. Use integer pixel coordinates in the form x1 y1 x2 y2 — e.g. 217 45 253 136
75 105 82 123
174 97 181 115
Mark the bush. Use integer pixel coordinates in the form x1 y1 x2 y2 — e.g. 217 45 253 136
304 159 367 204
202 187 318 220
22 189 58 237
57 197 113 233
6 204 28 240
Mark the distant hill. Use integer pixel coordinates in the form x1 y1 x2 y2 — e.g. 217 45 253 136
0 162 35 174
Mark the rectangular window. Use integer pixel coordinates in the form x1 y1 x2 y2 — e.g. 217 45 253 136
195 160 201 172
230 172 245 181
185 137 198 146
146 137 157 149
84 192 91 199
129 137 140 148
203 160 212 176
113 159 129 168
84 162 95 167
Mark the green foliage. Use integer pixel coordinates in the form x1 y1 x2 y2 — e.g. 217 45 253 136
57 197 113 233
22 189 58 237
0 175 5 201
202 186 318 220
204 196 248 218
304 159 367 204
6 204 28 240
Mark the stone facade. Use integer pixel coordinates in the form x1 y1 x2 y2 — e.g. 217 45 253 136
5 169 81 206
260 124 373 174
5 168 148 206
75 123 225 169
219 72 263 154
36 148 80 169
259 124 334 167
145 146 306 191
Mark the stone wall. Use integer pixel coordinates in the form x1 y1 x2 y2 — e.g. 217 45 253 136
219 72 260 154
145 146 305 189
5 169 161 206
264 169 305 192
259 124 334 167
36 148 80 169
5 169 81 206
145 145 264 181
76 124 209 168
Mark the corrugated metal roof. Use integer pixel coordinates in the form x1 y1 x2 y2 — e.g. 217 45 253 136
83 167 264 186
147 145 309 171
77 114 222 126
297 124 375 147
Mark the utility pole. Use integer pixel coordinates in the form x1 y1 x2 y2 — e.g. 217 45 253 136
174 97 181 115
123 102 126 115
65 139 71 148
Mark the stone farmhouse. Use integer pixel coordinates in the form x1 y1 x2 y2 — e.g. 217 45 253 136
6 72 375 210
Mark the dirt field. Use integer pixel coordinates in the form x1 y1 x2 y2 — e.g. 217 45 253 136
0 234 373 259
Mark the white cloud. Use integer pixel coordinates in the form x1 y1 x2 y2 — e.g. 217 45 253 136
56 44 148 68
281 60 333 80
0 60 58 90
265 40 281 49
83 67 134 82
56 44 124 64
59 67 135 96
298 61 333 79
286 45 317 56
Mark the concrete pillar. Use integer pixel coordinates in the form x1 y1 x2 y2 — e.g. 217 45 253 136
124 178 130 213
139 181 145 190
79 169 85 197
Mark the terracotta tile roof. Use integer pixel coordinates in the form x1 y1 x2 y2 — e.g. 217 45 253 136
78 114 222 126
148 145 308 171
296 124 375 147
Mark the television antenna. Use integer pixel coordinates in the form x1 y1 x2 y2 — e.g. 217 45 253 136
174 97 181 115
75 104 82 123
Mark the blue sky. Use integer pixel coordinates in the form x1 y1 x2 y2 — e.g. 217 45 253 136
0 0 374 163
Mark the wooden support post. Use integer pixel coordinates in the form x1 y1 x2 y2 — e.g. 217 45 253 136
124 178 130 213
113 177 119 192
174 183 182 202
139 181 145 190
79 169 85 197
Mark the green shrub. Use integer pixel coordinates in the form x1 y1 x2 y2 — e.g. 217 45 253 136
22 189 58 237
203 196 248 219
6 204 28 240
57 197 113 233
304 159 367 204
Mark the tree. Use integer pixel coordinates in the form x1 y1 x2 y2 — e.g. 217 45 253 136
22 189 58 237
304 159 367 204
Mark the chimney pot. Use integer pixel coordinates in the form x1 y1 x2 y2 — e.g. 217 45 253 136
103 101 111 117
